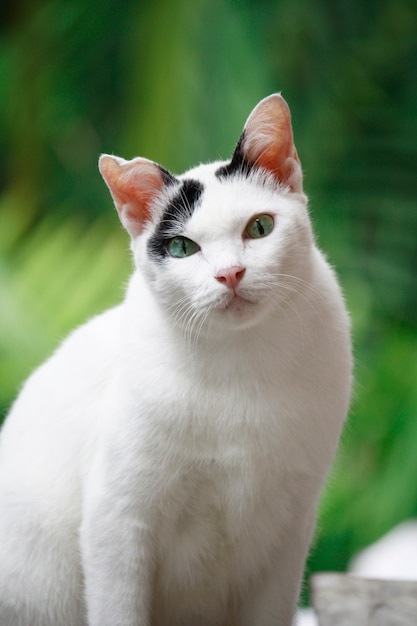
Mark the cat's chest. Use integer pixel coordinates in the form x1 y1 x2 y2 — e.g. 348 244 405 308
133 365 285 474
153 441 286 606
121 341 299 496
113 342 307 607
140 381 289 556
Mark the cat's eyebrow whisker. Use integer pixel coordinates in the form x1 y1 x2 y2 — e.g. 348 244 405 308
179 187 193 215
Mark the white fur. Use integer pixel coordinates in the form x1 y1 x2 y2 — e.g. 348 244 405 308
0 159 352 625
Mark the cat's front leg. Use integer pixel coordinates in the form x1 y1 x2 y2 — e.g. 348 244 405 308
80 461 154 626
240 564 298 626
240 510 316 626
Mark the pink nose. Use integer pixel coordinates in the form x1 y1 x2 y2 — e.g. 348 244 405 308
215 266 246 290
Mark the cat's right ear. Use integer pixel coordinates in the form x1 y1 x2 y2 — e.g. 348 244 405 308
229 94 303 193
99 155 168 238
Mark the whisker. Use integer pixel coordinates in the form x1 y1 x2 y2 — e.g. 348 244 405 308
264 272 328 336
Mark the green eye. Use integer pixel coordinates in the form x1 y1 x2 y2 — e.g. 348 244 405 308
167 236 200 258
245 214 274 239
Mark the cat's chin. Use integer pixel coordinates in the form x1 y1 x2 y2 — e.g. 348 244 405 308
212 294 264 329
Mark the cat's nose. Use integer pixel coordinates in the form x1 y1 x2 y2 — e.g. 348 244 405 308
215 266 246 290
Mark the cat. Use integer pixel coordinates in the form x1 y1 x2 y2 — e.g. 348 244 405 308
0 94 352 626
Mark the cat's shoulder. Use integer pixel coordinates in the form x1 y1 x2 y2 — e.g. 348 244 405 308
52 304 123 361
16 305 123 404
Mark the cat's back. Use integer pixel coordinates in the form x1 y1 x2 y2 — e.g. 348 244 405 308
0 304 123 481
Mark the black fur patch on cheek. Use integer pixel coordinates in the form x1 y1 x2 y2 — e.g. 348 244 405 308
147 178 204 260
215 131 253 180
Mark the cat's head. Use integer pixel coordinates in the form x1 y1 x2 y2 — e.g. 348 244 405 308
99 94 313 335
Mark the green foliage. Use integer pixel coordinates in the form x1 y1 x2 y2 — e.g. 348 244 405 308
0 196 130 413
1 0 417 602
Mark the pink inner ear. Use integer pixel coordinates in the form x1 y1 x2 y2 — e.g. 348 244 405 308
242 94 302 191
99 156 165 236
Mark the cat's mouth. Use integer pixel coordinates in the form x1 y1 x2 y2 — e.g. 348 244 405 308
219 293 256 315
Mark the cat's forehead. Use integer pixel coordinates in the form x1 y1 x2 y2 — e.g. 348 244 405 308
178 162 281 228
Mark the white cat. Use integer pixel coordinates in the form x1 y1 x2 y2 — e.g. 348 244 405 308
0 94 352 626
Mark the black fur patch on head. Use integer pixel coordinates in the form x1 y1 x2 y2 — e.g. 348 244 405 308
215 131 253 180
157 164 177 187
147 178 204 260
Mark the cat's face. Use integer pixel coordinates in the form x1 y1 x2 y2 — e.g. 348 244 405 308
137 165 312 334
99 94 313 335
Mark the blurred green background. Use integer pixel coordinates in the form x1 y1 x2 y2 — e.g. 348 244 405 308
1 0 417 603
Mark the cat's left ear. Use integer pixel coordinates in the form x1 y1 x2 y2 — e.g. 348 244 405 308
237 94 303 192
99 155 169 237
